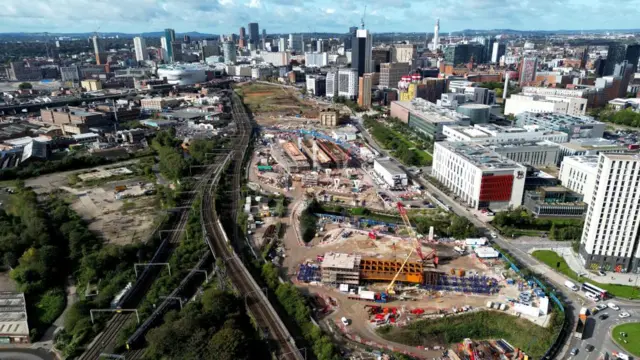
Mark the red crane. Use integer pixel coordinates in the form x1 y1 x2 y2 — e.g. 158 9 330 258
396 202 437 265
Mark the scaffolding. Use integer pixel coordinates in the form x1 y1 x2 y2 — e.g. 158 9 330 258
359 258 425 284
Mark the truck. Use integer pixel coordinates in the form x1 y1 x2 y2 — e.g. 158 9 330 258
565 280 579 291
574 307 589 339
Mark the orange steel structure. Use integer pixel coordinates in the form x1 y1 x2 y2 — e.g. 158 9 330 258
359 258 424 284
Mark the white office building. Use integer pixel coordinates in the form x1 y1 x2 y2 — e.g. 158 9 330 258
260 51 290 66
487 140 561 167
516 112 605 139
133 37 148 62
432 142 526 210
326 70 338 98
522 86 592 99
337 68 358 99
374 158 408 188
160 37 169 61
278 38 286 52
305 52 328 67
558 155 598 199
580 153 640 272
442 124 568 144
505 94 588 116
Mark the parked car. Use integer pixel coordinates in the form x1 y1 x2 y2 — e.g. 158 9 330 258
341 317 350 326
585 344 595 352
570 347 579 356
598 270 607 276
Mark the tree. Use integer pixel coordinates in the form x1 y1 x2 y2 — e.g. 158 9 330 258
448 216 479 239
189 139 217 165
207 324 250 360
18 82 32 90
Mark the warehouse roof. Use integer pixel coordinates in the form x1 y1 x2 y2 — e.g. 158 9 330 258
374 158 405 175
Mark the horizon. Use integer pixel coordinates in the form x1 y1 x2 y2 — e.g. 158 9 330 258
3 0 640 34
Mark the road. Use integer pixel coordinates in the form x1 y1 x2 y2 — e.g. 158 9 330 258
355 116 581 359
0 349 54 360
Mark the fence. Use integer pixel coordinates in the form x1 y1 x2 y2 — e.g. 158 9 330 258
496 248 570 359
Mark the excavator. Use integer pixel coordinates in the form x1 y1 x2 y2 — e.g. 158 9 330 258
385 202 438 295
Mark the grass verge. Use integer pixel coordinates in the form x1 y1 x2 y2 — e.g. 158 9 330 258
531 250 640 299
377 311 557 359
612 323 640 356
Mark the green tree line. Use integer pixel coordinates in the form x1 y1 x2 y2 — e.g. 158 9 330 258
492 208 583 240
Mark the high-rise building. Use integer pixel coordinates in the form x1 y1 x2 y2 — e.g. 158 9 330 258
171 42 183 62
444 43 484 66
391 44 417 67
164 29 176 62
519 57 538 85
351 29 372 77
580 153 640 272
223 41 237 64
345 26 358 50
371 48 390 72
604 43 640 75
379 62 411 89
358 73 374 109
326 70 338 98
239 27 246 48
432 19 440 50
183 35 191 44
288 34 304 52
92 36 107 65
491 43 506 63
278 38 286 52
248 23 260 47
316 39 324 53
338 68 359 99
133 37 148 62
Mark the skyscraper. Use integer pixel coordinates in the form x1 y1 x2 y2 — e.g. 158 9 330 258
519 57 538 85
92 36 107 65
491 43 506 63
248 23 259 47
432 19 440 50
239 27 246 48
288 34 304 52
580 153 640 272
345 26 358 50
133 37 148 62
223 41 237 64
604 43 640 75
160 37 169 61
164 28 176 62
351 29 372 77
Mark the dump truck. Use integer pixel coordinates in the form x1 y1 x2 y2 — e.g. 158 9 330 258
574 307 589 339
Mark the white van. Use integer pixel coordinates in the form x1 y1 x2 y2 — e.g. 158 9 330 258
565 280 579 291
586 292 599 301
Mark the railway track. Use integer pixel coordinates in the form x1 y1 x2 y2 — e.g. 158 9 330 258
78 159 226 360
201 94 303 360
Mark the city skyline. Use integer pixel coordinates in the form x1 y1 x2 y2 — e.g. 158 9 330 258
2 0 640 34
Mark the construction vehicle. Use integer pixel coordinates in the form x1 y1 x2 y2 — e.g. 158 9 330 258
385 202 438 294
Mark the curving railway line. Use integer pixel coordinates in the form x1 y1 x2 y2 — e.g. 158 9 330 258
201 94 303 360
78 160 225 360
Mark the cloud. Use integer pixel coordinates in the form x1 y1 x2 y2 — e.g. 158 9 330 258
1 0 639 33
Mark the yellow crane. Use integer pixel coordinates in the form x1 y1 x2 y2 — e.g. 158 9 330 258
385 202 438 294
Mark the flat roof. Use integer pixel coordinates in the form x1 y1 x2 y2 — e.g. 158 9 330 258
321 252 361 270
603 153 640 161
0 292 29 336
563 155 600 168
393 98 467 124
489 140 559 149
375 158 405 175
438 142 524 171
518 112 603 127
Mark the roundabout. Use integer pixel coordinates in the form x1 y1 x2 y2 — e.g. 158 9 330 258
612 322 640 357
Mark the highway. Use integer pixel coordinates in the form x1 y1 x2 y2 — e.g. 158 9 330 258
200 93 303 360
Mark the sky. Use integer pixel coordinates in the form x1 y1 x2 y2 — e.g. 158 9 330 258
2 0 640 34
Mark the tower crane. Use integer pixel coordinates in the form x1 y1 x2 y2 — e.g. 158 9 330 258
385 202 438 294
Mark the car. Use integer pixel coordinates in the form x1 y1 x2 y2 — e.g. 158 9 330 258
586 292 600 301
608 302 620 310
599 314 609 320
596 304 608 311
490 232 497 238
341 317 350 326
598 270 607 276
570 347 579 356
619 312 631 318
585 344 595 352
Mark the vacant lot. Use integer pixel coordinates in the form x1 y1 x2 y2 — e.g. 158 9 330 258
532 250 640 299
612 322 640 356
378 311 559 359
235 83 317 119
